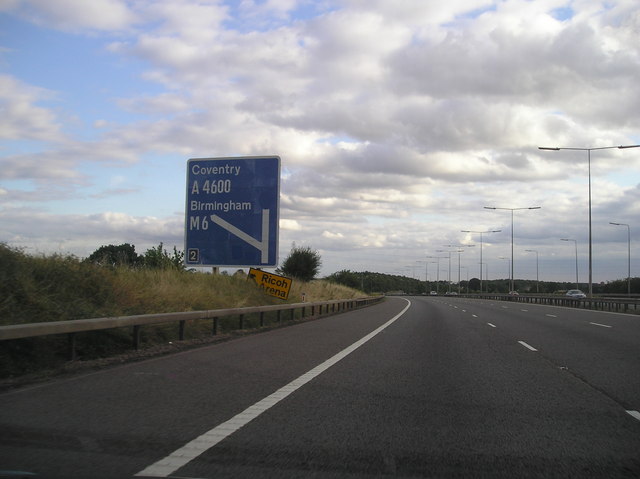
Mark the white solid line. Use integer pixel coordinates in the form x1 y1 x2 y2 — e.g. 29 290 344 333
627 410 640 421
136 299 412 478
518 341 538 351
487 323 496 328
589 322 612 328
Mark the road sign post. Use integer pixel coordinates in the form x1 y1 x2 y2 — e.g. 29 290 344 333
185 156 280 267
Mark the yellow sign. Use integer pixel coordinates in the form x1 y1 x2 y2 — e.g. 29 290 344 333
248 268 292 300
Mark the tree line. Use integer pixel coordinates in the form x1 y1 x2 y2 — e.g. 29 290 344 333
84 244 638 295
86 243 185 270
86 242 323 282
325 270 640 295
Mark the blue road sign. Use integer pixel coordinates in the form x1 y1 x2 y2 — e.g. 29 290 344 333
185 156 280 267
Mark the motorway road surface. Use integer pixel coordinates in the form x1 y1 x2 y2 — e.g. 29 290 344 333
1 296 639 478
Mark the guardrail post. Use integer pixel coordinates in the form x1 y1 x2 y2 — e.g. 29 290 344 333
290 309 294 321
259 311 265 327
68 333 77 361
302 307 306 318
179 320 186 340
212 317 218 335
277 310 281 322
133 325 141 350
239 314 244 329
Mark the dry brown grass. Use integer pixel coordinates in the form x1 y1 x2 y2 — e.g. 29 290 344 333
290 278 364 302
108 269 366 317
1 242 367 326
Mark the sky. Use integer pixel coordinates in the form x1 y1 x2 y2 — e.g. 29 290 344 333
1 0 640 285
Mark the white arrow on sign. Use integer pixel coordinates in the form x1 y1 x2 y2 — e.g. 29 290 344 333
211 209 270 264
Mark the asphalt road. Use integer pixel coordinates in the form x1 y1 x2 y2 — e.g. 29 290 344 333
1 296 639 478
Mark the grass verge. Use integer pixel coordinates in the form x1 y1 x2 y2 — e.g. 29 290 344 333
0 244 368 384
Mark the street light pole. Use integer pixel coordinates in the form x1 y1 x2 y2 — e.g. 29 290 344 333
525 249 539 293
484 206 541 292
539 144 640 297
425 261 436 293
445 245 475 293
415 260 426 292
561 238 579 290
610 222 631 295
499 256 511 291
461 229 501 293
479 262 488 290
427 255 447 295
436 249 455 293
461 266 469 293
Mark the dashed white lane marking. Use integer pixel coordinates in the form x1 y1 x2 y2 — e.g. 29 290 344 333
518 341 538 351
472 314 478 318
521 309 528 312
136 299 412 478
589 322 612 328
487 323 496 328
545 314 557 318
627 410 640 422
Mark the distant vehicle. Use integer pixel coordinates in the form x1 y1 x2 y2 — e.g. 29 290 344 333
430 291 438 296
445 291 458 296
508 291 519 296
566 289 586 299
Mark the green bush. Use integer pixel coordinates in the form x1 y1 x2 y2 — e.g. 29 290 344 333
280 245 322 282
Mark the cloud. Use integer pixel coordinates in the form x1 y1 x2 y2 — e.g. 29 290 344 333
5 0 137 32
0 75 63 142
0 136 143 185
280 218 302 230
0 206 183 256
2 0 640 281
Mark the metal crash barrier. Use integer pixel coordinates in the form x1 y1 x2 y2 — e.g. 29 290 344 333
0 297 384 360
